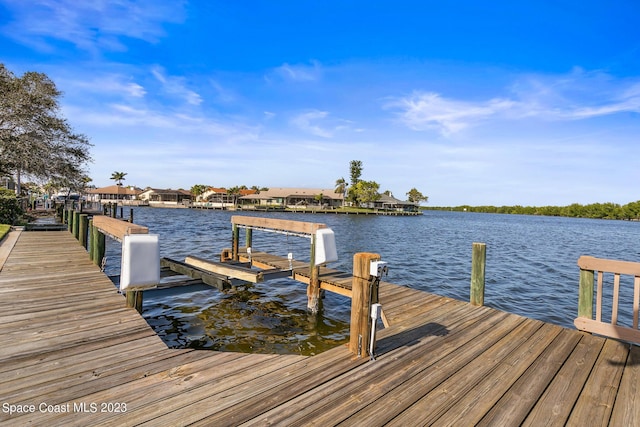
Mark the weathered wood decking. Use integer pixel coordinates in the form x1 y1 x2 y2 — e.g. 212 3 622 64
1 230 639 426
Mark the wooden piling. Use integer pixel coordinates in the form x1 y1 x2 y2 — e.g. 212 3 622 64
72 211 80 239
470 242 486 306
78 214 89 249
126 289 144 313
129 208 134 223
92 225 106 268
307 233 321 313
578 268 594 319
232 224 240 261
88 219 94 261
349 252 380 357
66 208 73 232
245 227 253 250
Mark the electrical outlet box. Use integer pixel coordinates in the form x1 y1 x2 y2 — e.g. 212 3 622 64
370 260 388 277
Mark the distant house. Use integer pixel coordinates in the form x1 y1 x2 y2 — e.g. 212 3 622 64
138 188 193 207
199 187 230 203
194 187 258 208
369 193 419 212
239 187 343 209
86 185 143 205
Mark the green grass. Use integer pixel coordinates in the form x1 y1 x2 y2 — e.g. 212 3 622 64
0 224 11 241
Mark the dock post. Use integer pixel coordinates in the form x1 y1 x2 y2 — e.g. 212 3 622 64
349 252 380 358
78 214 89 249
88 219 95 261
245 227 252 250
93 227 106 268
129 208 134 223
126 289 144 313
470 242 486 306
308 232 321 313
578 268 594 319
66 208 73 232
73 211 80 239
232 224 240 261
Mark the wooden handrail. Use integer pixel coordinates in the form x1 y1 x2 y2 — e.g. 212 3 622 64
231 215 326 235
575 255 640 343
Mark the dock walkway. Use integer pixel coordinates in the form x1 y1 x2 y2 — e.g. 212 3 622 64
1 230 639 426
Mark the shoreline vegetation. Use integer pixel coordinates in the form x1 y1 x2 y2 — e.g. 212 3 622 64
424 200 640 220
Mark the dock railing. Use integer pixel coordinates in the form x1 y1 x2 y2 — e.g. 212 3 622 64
575 255 640 344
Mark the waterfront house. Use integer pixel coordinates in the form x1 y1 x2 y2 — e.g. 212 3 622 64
198 187 229 203
86 185 143 206
369 193 420 212
138 188 193 207
239 187 343 209
194 187 258 209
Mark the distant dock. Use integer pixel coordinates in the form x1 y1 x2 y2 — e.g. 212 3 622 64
1 228 639 425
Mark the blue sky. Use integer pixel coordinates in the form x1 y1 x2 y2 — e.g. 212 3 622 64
1 1 639 206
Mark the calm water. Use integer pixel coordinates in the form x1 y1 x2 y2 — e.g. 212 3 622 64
104 208 640 355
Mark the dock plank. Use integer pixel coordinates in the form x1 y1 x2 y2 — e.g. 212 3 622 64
610 344 640 426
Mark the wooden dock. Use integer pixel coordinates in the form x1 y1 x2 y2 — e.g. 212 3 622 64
1 230 639 426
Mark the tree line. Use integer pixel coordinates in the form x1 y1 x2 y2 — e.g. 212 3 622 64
425 201 640 220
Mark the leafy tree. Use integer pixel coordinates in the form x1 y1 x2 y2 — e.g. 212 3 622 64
0 187 22 224
190 184 208 199
406 188 428 204
110 171 127 186
352 180 380 205
0 63 91 196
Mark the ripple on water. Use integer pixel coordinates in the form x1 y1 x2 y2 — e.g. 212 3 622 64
104 208 640 354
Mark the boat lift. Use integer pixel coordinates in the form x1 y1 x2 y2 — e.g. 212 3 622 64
226 215 338 313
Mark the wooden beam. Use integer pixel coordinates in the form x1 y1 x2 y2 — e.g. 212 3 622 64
185 255 264 283
92 215 149 241
231 215 326 235
574 317 640 345
160 258 232 291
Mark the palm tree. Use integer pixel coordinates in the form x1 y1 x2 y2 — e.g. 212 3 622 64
334 177 348 207
110 171 127 186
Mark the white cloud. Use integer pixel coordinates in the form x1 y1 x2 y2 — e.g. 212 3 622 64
151 66 202 106
387 69 640 136
66 103 259 142
386 92 515 135
273 60 322 82
63 73 146 98
290 110 333 138
0 0 186 53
